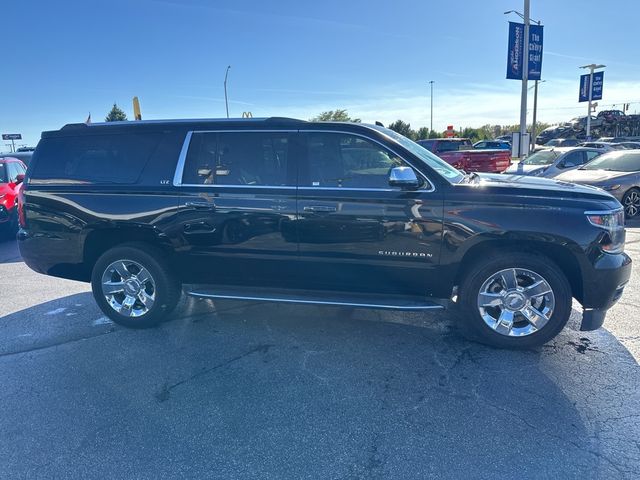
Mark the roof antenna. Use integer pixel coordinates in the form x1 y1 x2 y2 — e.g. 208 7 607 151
375 121 384 127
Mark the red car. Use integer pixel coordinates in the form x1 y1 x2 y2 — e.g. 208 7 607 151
417 138 512 173
0 157 27 238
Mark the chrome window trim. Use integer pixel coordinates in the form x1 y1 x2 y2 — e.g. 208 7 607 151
584 208 624 215
173 131 193 186
172 128 436 193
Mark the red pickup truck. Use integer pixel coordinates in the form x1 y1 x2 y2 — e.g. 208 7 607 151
417 138 511 173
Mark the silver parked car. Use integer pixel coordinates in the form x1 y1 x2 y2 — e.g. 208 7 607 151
555 150 640 218
504 147 603 178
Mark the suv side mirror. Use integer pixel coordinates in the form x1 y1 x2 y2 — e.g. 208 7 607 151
15 174 25 185
389 166 419 189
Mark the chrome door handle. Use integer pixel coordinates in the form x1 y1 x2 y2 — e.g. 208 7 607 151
184 201 216 210
303 205 337 213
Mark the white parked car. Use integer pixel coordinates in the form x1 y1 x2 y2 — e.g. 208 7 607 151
504 147 604 178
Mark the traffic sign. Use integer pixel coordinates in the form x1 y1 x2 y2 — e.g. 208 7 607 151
579 71 604 102
2 133 21 140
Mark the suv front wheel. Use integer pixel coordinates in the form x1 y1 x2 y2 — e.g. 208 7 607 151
458 252 572 348
91 244 181 328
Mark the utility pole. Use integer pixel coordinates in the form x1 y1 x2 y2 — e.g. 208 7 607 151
224 65 231 118
518 0 530 158
580 63 605 140
429 80 434 133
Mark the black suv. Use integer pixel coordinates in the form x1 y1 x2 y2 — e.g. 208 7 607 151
18 118 632 348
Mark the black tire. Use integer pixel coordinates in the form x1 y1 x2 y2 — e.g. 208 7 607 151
91 243 181 328
0 209 18 240
622 188 640 219
458 252 572 349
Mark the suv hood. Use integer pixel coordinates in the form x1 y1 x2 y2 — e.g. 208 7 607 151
503 163 548 175
471 173 615 200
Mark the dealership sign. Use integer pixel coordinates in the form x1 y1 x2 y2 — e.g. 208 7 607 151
506 22 543 80
579 71 604 102
2 133 21 140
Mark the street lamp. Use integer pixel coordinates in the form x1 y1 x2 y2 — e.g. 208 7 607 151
579 63 606 139
428 80 434 133
224 65 231 118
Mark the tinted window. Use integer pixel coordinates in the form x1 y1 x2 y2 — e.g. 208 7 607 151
304 132 405 188
182 132 292 186
560 151 583 168
437 141 463 152
6 162 20 182
30 134 161 184
583 151 640 172
417 140 435 151
0 163 7 182
585 150 601 161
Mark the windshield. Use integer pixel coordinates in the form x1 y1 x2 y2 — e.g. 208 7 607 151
522 150 560 165
581 151 640 172
370 126 464 183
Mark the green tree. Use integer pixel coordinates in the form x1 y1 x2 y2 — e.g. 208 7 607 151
105 103 127 122
310 109 360 122
387 120 416 140
415 126 431 140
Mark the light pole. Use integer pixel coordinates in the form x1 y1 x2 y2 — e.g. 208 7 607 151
518 0 530 158
531 79 545 147
579 63 605 139
429 80 434 134
224 65 231 118
505 2 543 158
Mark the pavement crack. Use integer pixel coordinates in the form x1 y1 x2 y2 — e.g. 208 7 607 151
155 344 274 402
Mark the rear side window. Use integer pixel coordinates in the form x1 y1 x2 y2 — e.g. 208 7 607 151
30 133 161 184
181 132 293 186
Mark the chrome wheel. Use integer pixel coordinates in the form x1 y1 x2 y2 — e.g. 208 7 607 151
101 260 156 317
623 190 640 218
477 268 555 337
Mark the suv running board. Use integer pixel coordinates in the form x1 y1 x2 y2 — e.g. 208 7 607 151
185 286 446 311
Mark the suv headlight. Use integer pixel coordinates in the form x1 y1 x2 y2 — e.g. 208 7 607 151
586 209 625 253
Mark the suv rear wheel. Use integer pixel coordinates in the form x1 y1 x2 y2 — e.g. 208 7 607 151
458 252 572 348
91 244 181 328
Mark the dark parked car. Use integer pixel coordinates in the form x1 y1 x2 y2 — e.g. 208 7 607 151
18 118 631 348
0 157 27 237
555 150 640 218
472 140 510 150
597 110 625 122
0 151 33 166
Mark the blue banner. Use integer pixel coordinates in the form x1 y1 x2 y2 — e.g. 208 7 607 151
579 71 604 102
506 22 543 80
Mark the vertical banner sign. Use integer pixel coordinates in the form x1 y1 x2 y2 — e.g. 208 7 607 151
527 24 543 80
579 71 604 102
506 22 544 80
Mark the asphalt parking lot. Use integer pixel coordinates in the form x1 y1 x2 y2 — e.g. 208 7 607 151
1 225 639 479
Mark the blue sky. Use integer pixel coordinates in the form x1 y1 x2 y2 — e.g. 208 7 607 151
2 0 640 148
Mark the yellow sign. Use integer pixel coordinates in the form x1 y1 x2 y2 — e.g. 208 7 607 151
133 97 142 120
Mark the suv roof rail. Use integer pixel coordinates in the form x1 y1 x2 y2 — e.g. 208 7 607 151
60 117 307 131
265 117 307 123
